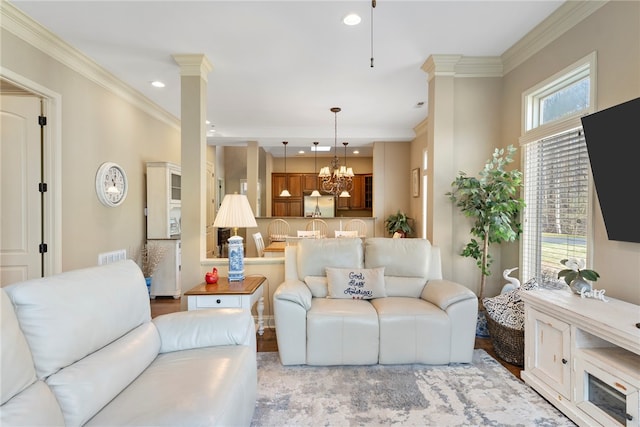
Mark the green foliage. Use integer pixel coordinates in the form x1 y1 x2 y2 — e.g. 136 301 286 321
446 145 525 299
557 258 600 285
384 210 413 236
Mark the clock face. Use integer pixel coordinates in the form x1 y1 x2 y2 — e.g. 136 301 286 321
96 162 128 207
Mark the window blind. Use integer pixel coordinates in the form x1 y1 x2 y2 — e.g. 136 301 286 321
521 129 590 282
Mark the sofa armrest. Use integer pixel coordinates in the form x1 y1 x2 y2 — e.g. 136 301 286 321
421 279 477 311
273 279 311 365
273 279 312 310
152 308 256 354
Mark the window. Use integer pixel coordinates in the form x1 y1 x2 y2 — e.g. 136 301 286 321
521 130 590 281
520 53 596 282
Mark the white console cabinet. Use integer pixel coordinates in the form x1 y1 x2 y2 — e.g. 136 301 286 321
521 289 640 427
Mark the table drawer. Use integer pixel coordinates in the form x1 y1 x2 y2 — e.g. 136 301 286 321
195 295 241 308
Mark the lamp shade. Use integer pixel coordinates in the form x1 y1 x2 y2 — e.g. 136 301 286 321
213 193 258 229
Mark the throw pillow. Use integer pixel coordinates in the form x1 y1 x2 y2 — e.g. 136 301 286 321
325 267 386 300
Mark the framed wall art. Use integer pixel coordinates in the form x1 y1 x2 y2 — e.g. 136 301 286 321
412 168 420 198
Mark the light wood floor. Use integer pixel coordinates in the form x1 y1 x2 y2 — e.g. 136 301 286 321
150 297 522 379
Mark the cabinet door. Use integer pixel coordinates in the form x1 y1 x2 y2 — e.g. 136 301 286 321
525 307 571 399
287 175 303 197
350 175 365 209
303 174 319 192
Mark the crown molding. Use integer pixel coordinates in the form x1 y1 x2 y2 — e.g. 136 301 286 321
501 1 608 74
172 54 213 80
421 55 502 80
1 1 180 131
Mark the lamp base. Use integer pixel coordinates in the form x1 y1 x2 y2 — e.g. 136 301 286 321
227 235 245 281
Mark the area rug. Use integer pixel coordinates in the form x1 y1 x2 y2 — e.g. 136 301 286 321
250 350 575 427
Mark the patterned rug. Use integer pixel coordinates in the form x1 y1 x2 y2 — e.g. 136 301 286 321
251 350 575 427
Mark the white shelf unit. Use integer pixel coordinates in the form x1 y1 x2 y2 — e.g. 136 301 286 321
146 162 181 239
521 288 640 427
148 239 181 299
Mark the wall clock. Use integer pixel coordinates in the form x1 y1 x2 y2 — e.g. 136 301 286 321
95 162 128 207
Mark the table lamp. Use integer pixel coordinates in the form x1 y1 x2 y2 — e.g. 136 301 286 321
213 193 258 281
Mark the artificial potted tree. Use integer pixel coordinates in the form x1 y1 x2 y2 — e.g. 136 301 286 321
384 210 414 237
446 145 525 335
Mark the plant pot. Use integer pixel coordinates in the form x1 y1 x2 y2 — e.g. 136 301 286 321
570 277 592 294
476 308 490 338
145 276 152 296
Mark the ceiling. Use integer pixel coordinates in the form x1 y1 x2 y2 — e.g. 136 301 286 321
9 0 564 157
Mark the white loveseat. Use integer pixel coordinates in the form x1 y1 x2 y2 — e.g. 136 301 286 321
273 237 478 366
0 260 256 426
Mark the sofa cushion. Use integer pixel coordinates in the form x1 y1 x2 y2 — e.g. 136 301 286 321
4 260 151 380
0 290 66 426
326 267 386 299
46 322 160 426
296 238 363 279
307 298 379 365
372 297 451 364
86 346 257 427
364 238 431 278
304 276 328 298
384 276 427 298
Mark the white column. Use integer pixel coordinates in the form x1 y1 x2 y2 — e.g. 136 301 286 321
172 54 213 301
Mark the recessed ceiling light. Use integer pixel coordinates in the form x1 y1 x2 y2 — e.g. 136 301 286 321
151 80 165 88
311 146 331 152
298 150 305 155
343 13 361 26
353 150 360 155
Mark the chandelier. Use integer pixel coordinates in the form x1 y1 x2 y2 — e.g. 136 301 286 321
318 107 354 197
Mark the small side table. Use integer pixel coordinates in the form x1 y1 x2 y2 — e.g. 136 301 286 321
184 275 265 335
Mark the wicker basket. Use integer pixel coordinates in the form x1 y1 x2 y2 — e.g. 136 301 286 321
485 312 524 367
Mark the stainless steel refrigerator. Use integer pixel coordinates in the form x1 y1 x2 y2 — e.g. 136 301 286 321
303 195 335 218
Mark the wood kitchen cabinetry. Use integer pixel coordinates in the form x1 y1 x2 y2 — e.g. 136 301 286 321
272 173 303 217
272 173 372 216
337 174 372 210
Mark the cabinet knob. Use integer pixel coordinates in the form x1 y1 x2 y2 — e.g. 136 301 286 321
561 358 568 364
216 299 221 304
626 414 633 421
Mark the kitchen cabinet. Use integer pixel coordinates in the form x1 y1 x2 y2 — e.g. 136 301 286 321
146 162 181 239
337 174 371 210
272 173 303 217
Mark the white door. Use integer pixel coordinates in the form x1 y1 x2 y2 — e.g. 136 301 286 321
1 95 42 285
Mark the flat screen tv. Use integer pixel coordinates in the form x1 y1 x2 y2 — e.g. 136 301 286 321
581 97 640 244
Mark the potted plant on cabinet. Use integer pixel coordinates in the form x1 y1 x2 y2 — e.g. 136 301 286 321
384 210 414 237
446 145 525 336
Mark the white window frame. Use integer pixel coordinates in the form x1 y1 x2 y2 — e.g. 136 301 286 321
519 52 597 282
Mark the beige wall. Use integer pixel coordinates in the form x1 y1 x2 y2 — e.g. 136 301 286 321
415 1 640 303
1 22 181 272
500 0 640 303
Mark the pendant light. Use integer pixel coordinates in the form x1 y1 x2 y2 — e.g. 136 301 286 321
279 141 291 197
319 107 355 197
339 142 352 198
310 141 322 198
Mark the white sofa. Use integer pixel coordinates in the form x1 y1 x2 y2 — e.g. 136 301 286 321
0 260 256 426
274 237 477 366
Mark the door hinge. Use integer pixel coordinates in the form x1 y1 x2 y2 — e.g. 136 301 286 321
39 182 48 192
39 243 48 254
38 115 47 126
